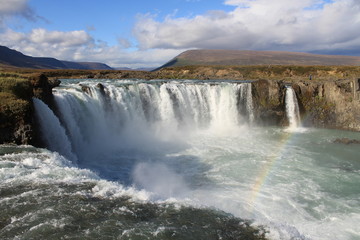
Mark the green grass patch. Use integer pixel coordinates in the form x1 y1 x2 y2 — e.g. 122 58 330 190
0 75 32 129
0 92 29 117
0 77 31 100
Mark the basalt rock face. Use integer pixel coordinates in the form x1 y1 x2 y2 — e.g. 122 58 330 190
252 79 360 131
252 79 287 126
0 94 33 145
252 78 360 131
292 79 360 131
0 74 60 145
30 74 60 109
1 74 359 147
29 74 61 146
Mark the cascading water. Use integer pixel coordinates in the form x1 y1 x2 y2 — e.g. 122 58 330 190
285 86 301 129
33 98 77 162
1 79 359 240
47 81 254 163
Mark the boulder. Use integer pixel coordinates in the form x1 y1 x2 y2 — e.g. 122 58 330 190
334 138 360 145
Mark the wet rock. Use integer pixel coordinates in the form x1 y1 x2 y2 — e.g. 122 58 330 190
14 124 33 145
291 79 360 131
334 138 360 145
252 79 286 126
0 73 63 145
30 74 60 106
96 83 107 96
80 84 92 95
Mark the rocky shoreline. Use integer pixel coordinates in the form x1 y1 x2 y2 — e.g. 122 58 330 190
1 67 360 145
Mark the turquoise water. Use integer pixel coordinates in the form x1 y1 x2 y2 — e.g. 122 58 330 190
0 79 359 239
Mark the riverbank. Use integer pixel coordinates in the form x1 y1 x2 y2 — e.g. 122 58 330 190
1 65 360 145
1 75 360 239
2 65 360 81
0 73 60 145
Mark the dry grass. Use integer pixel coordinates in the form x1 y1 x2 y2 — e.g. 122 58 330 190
1 64 360 82
0 74 32 129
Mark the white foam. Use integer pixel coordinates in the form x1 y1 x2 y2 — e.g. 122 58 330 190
285 86 301 130
22 80 360 240
132 162 189 200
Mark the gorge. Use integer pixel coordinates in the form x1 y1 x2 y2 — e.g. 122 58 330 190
0 74 359 240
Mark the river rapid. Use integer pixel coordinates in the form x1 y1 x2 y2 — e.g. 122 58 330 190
0 79 359 240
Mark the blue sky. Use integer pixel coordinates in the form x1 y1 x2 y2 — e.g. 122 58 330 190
21 0 232 46
0 0 359 68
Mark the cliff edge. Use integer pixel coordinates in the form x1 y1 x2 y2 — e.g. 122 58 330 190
1 70 359 147
0 73 59 145
251 78 360 131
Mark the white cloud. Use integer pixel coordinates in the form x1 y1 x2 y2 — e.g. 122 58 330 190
0 28 94 59
0 0 30 15
2 0 359 69
133 0 360 54
118 37 132 48
0 28 183 68
86 47 184 68
28 28 93 47
0 0 36 23
0 0 182 68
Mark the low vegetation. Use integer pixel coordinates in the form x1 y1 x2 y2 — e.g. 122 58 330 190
1 63 359 143
0 73 31 111
154 65 360 81
2 64 360 81
0 73 33 144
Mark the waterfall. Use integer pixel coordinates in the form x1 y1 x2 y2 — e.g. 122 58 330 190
33 80 254 162
238 83 254 124
33 98 77 162
285 86 301 129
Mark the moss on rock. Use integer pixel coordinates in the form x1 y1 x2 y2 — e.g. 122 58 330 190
0 73 60 144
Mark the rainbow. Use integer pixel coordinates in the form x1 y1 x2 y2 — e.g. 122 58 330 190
249 127 302 211
249 85 309 211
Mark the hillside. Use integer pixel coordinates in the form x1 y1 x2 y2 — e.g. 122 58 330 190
159 50 360 69
0 45 112 70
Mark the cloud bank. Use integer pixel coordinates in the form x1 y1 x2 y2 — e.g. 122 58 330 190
0 0 359 68
0 0 38 24
0 28 182 68
134 0 360 54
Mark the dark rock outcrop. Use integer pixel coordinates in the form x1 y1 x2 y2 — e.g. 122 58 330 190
1 71 360 147
30 74 60 107
334 138 360 144
252 79 286 126
251 78 360 131
0 98 33 145
0 74 60 145
80 84 92 95
292 79 360 131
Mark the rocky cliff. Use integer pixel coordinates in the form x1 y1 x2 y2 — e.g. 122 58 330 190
0 74 59 145
293 79 360 130
1 71 359 146
251 78 360 131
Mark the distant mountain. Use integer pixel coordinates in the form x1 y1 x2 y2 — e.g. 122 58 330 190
114 67 134 71
135 67 156 71
0 45 113 70
114 67 155 71
61 61 113 70
158 49 360 69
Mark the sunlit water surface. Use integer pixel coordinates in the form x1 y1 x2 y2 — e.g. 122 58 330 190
1 79 359 240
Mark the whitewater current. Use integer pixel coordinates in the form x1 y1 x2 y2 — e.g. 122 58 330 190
1 79 359 240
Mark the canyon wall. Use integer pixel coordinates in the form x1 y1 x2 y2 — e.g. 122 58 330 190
251 78 360 131
0 74 59 145
1 74 359 145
